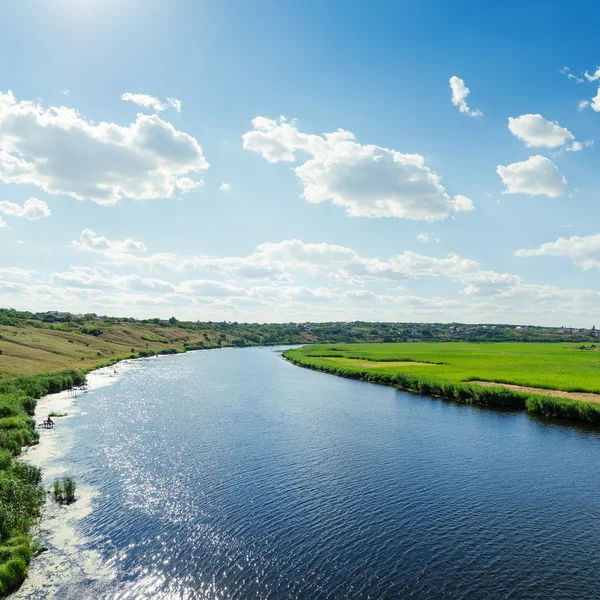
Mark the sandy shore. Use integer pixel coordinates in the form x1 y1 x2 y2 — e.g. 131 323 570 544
10 359 144 599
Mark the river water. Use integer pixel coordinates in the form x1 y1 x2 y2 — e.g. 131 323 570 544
15 346 600 599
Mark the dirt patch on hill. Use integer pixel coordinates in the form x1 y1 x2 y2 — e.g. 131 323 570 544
471 381 600 404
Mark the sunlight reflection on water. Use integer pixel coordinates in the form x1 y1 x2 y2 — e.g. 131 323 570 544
17 348 600 599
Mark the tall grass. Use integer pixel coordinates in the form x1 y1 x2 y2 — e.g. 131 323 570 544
52 477 76 505
0 369 85 595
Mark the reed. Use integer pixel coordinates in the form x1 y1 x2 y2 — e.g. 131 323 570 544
52 477 76 505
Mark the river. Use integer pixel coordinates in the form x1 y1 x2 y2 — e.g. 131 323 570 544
13 346 600 599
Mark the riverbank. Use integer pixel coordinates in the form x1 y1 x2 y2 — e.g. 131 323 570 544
9 360 142 599
283 345 600 426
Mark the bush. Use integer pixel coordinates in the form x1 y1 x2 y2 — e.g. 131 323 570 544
81 327 102 337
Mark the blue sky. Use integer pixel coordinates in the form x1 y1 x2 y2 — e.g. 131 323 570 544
1 0 600 325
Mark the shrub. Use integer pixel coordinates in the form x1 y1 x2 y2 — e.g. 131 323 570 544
81 327 102 336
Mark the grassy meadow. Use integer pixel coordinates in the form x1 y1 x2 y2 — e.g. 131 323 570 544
283 342 600 425
285 342 600 393
0 322 223 380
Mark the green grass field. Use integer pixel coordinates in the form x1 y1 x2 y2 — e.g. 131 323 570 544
284 342 600 395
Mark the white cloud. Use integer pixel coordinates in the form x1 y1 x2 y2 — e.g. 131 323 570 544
592 88 600 112
0 216 6 229
507 114 574 148
0 197 50 220
178 279 245 297
166 98 182 112
0 267 34 279
560 67 584 84
566 140 593 152
578 88 600 112
516 233 600 269
121 93 182 112
175 177 204 192
496 155 567 198
242 116 474 220
449 76 483 117
74 231 517 299
219 182 231 191
0 90 208 205
71 228 148 254
584 67 600 82
416 233 440 243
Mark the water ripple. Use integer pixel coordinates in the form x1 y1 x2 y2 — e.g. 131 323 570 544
26 347 600 599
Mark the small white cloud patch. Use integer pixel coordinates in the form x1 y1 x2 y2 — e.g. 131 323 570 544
559 67 583 83
121 93 182 112
175 177 204 192
71 228 148 254
219 183 231 191
508 114 574 148
516 233 600 270
566 140 594 152
496 155 567 198
584 67 600 81
449 76 483 118
416 233 440 243
0 197 51 220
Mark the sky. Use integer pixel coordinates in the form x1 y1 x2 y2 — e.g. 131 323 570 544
1 0 600 326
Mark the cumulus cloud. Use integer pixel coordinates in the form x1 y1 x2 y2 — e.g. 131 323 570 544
496 156 567 198
0 90 208 205
449 76 483 117
507 114 574 148
71 228 148 254
0 197 50 220
516 233 600 269
219 182 231 191
242 116 474 220
121 93 182 112
0 216 6 229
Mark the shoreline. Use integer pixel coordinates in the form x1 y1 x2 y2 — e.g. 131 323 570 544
9 359 143 599
283 351 600 426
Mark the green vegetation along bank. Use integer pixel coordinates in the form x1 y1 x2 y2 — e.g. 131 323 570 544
0 369 86 595
283 343 600 425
